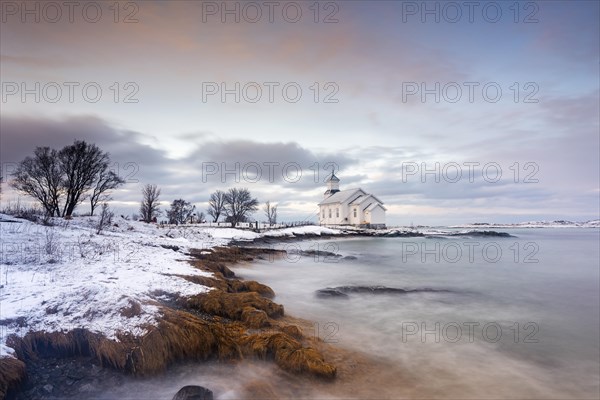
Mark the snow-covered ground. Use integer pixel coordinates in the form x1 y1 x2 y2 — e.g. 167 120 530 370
0 214 340 360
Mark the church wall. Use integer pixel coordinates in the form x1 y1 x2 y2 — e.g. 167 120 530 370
369 206 386 224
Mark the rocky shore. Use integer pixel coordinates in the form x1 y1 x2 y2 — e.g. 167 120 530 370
0 216 519 400
230 228 514 247
2 247 338 399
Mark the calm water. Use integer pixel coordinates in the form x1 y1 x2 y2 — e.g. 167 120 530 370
93 228 599 399
230 228 600 399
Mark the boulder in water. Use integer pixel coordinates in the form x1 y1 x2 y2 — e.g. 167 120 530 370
315 288 350 298
172 385 213 400
316 286 455 298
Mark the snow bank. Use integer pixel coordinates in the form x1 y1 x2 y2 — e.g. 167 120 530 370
204 227 260 241
0 214 242 358
262 225 342 237
0 217 348 358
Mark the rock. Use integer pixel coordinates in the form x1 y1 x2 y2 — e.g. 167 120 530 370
449 230 513 237
315 288 349 298
316 286 455 298
90 363 102 376
172 385 214 400
66 369 85 380
382 230 424 237
286 248 343 259
43 384 53 393
79 383 94 393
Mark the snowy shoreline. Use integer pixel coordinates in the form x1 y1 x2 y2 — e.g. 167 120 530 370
2 213 595 361
2 214 598 397
0 215 340 398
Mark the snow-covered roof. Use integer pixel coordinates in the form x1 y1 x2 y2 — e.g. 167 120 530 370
318 188 365 205
349 194 369 205
365 202 387 212
349 193 385 208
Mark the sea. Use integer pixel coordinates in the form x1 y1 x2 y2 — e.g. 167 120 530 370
94 227 600 399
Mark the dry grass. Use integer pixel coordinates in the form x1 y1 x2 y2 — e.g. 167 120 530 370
5 308 244 378
176 274 229 291
173 274 275 299
126 308 242 375
242 332 337 380
241 307 270 328
120 299 142 318
189 246 285 279
230 280 275 298
280 325 303 340
187 291 284 320
7 329 93 360
0 357 26 399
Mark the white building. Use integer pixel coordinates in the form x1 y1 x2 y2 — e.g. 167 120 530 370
318 171 386 228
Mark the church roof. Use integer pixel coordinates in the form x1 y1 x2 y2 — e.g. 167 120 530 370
349 194 370 205
350 193 385 206
326 171 340 182
320 188 385 207
365 202 387 212
318 188 365 205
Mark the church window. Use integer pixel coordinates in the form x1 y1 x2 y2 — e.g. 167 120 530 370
354 208 357 218
336 208 339 218
329 209 332 218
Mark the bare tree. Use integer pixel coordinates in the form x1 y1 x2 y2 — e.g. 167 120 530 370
90 168 125 215
11 147 63 217
11 141 122 218
264 201 278 226
140 184 161 223
166 199 195 225
207 190 226 222
59 141 109 218
196 211 206 223
96 203 114 234
224 188 258 227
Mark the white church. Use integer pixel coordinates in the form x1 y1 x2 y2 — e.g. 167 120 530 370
318 171 386 228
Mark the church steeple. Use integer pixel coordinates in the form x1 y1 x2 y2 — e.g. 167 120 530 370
324 168 340 197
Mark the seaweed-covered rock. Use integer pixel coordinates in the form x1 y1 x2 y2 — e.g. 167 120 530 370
242 332 336 379
280 325 303 339
241 307 270 328
188 291 284 320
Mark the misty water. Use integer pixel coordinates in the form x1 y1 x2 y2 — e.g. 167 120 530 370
95 228 599 399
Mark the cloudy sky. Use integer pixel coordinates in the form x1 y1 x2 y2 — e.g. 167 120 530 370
1 0 598 225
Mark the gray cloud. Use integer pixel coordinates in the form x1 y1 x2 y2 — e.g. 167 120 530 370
1 113 597 224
